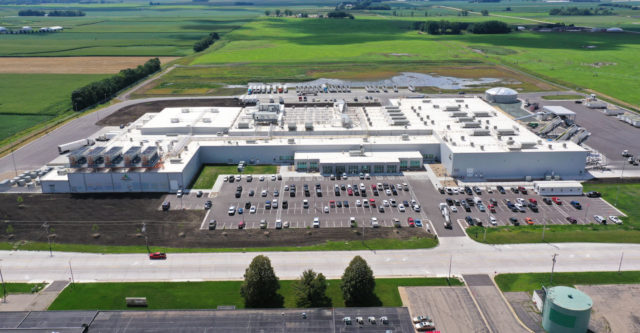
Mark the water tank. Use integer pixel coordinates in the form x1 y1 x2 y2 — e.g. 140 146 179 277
542 286 592 333
485 87 518 104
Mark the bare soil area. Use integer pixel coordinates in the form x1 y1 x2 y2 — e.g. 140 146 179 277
96 98 247 126
0 193 429 249
0 57 179 74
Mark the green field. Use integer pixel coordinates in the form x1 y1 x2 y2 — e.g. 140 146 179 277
541 94 584 100
191 164 278 189
0 5 259 56
495 271 640 292
0 235 438 254
49 277 461 310
468 182 640 244
0 73 108 145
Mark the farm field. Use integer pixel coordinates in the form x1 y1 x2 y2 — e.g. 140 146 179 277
0 57 179 74
0 73 108 144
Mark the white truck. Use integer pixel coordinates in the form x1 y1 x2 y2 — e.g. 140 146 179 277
57 138 94 154
95 131 118 142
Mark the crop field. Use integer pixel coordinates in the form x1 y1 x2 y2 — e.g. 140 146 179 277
0 5 259 57
0 57 179 74
0 73 108 143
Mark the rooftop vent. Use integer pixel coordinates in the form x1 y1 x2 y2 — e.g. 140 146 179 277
170 118 179 123
288 138 295 144
202 118 211 123
181 108 189 113
402 134 410 141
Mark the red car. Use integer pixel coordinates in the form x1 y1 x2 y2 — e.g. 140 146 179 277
369 198 376 207
149 252 166 260
238 221 246 229
329 200 336 208
347 189 353 196
552 197 562 205
528 198 538 205
518 186 528 194
371 184 377 190
488 204 496 213
408 217 415 227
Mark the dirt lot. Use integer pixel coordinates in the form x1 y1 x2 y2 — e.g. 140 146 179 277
96 98 248 126
0 193 430 249
0 57 179 74
576 284 640 333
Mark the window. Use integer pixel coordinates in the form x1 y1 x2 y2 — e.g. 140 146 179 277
348 165 359 174
387 165 397 173
297 162 307 170
374 165 385 174
309 162 318 171
410 160 421 169
322 165 333 174
400 160 408 170
335 166 346 174
361 165 370 173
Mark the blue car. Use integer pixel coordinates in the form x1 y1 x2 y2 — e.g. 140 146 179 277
238 207 243 214
570 201 582 210
415 219 423 228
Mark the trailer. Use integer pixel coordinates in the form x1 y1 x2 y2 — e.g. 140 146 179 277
58 138 94 154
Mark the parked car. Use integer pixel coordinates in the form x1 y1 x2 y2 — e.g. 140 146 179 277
525 217 535 225
552 197 562 205
543 197 553 205
228 206 236 215
412 316 432 324
594 215 606 224
313 217 320 228
465 216 474 226
196 190 203 197
609 216 622 224
275 219 282 229
586 191 601 198
249 205 256 214
176 189 183 198
415 321 436 331
238 221 245 229
208 220 216 230
415 219 423 228
162 201 170 211
566 216 578 224
371 217 379 228
570 201 582 209
283 221 290 228
489 216 497 226
509 217 519 226
149 252 166 260
398 204 405 212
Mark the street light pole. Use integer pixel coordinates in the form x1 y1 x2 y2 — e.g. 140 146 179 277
68 260 75 287
11 149 18 177
615 161 625 206
142 223 150 254
550 253 558 285
618 252 624 273
448 255 452 281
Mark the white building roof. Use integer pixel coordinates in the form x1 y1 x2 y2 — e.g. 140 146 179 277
295 151 422 164
543 105 576 117
141 107 241 135
485 87 517 96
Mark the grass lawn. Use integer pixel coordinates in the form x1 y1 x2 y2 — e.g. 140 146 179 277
495 271 640 292
541 94 584 100
191 164 278 189
0 236 438 254
49 277 461 310
3 282 47 294
469 182 640 244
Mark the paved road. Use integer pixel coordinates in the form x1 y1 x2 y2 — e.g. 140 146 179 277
0 237 637 282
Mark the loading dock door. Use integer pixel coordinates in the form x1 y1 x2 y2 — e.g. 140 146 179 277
169 180 179 191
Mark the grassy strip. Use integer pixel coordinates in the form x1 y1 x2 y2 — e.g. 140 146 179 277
3 283 47 294
495 271 640 292
469 182 639 244
191 164 278 189
49 277 461 310
541 94 584 100
0 236 438 254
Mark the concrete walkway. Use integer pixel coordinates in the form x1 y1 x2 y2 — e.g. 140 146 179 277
0 280 69 311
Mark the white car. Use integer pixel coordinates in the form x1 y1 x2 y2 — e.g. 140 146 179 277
365 173 371 179
383 200 389 207
489 215 497 225
385 189 392 195
594 215 606 224
608 216 622 224
452 188 459 194
411 199 417 206
450 206 458 213
259 175 265 181
283 221 290 228
235 175 241 181
398 204 405 212
371 217 379 228
324 206 329 213
271 200 278 208
223 175 228 182
487 187 493 193
261 190 267 197
517 198 526 205
176 189 183 198
413 204 421 212
271 175 276 181
356 199 362 207
228 206 236 215
303 199 309 208
249 205 256 214
313 217 320 228
284 185 289 191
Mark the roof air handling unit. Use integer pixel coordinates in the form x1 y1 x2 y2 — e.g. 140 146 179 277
472 129 491 136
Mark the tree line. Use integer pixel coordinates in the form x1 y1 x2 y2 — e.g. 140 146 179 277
241 255 379 308
327 11 354 19
549 6 613 16
18 9 85 16
71 58 161 111
336 0 390 11
193 32 219 52
264 9 306 17
413 20 511 34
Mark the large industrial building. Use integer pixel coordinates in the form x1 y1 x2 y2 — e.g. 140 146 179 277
40 97 589 193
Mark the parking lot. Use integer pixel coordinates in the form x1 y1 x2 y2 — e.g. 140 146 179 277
203 174 434 231
437 184 623 230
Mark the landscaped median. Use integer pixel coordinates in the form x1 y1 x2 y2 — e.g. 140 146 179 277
468 182 639 244
48 278 461 310
495 271 640 292
0 236 438 254
191 164 278 189
2 282 47 295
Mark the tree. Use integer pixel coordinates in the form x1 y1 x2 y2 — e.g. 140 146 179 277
426 21 440 35
294 269 332 308
264 10 270 16
275 9 281 17
481 9 489 16
240 255 283 308
341 256 379 306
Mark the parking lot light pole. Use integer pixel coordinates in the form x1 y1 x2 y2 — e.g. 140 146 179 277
142 223 150 254
618 252 624 273
550 253 558 285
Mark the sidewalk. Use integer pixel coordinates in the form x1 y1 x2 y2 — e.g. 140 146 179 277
0 280 69 311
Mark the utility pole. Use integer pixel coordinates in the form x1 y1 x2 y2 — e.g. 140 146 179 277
0 266 6 303
550 253 558 285
43 222 52 257
68 260 75 287
142 223 150 254
618 252 624 273
448 255 452 281
11 149 18 177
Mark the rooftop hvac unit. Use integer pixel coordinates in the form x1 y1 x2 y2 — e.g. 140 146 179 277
446 124 451 129
506 138 515 145
305 122 313 131
456 99 464 103
520 142 537 149
103 146 123 167
87 147 106 166
141 146 159 167
124 146 141 166
202 118 211 123
470 142 474 147
181 108 189 113
473 111 491 117
170 158 182 164
497 128 516 136
431 120 435 125
460 136 465 141
462 122 481 128
480 145 484 151
402 134 410 141
445 105 460 111
434 104 439 108
563 143 567 148
473 129 490 136
210 108 219 113
170 118 179 123
423 100 431 103
548 144 553 149
237 122 250 129
288 122 297 131
288 138 295 144
68 146 90 167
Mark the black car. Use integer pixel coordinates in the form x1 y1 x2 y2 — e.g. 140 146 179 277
529 203 539 212
343 200 349 207
466 198 475 206
446 198 454 206
162 201 170 211
465 216 475 226
511 187 519 194
378 206 385 213
235 191 241 198
249 190 255 197
245 201 251 209
509 217 520 226
336 201 342 208
586 191 601 198
282 200 288 209
543 197 553 205
497 186 506 194
454 199 461 206
566 216 578 224
464 186 473 195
